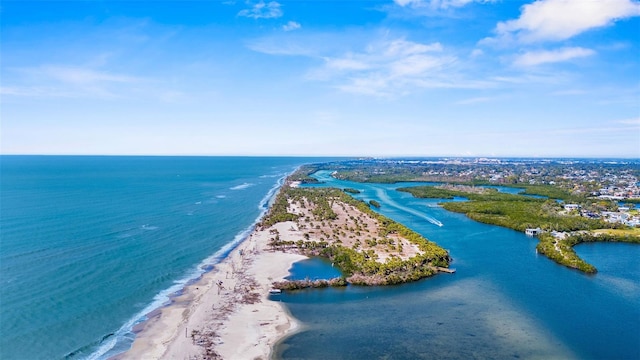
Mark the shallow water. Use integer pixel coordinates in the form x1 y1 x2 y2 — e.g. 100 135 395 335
286 257 343 281
276 171 640 359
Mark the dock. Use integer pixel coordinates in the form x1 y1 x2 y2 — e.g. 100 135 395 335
436 267 456 274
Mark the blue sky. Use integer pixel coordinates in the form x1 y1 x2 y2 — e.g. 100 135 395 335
1 0 639 157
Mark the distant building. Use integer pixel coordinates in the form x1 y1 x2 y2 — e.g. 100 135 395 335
599 195 624 200
564 204 581 211
525 228 542 236
551 231 567 239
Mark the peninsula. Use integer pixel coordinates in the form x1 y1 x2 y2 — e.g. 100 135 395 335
121 173 451 359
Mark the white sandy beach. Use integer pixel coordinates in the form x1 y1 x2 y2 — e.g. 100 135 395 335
120 221 307 360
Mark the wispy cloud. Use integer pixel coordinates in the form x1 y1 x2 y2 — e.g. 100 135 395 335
485 0 640 44
249 33 523 96
552 89 587 96
616 117 640 125
513 47 595 66
0 86 75 98
4 65 143 98
38 65 140 84
394 0 496 10
238 1 283 19
282 21 301 32
315 38 464 96
455 96 497 105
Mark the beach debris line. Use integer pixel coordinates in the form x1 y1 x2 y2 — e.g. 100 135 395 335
272 277 347 291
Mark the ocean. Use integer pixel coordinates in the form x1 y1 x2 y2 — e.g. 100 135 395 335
274 171 640 360
0 156 326 360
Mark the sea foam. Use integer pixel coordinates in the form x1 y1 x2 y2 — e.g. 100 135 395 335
230 182 255 190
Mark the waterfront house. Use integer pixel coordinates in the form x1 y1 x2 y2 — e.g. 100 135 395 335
525 228 542 236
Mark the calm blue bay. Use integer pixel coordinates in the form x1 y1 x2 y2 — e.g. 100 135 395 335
0 156 331 360
275 171 640 360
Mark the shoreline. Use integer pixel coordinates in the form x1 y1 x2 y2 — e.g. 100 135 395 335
118 221 308 359
115 173 452 359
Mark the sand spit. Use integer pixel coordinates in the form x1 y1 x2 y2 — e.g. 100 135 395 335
120 184 450 359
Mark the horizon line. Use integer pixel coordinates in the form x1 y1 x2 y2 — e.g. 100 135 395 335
1 154 639 160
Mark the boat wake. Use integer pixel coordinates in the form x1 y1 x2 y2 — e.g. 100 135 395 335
375 188 443 227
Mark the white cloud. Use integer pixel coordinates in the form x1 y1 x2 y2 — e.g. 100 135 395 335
238 1 283 19
491 0 640 43
316 38 459 96
513 47 595 66
283 21 301 31
250 33 501 96
513 47 596 66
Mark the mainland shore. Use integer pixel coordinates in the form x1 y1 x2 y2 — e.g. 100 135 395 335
119 220 308 360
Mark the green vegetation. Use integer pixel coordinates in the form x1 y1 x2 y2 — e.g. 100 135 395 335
397 186 460 199
537 232 640 273
536 233 596 273
369 200 381 208
288 164 322 183
343 188 361 194
338 172 417 183
495 183 583 202
262 185 451 286
399 186 607 232
259 189 300 228
272 277 347 290
399 184 639 273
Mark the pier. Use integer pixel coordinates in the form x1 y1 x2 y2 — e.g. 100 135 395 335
436 267 456 274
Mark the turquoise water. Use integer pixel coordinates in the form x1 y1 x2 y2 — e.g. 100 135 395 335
0 156 331 360
276 171 640 359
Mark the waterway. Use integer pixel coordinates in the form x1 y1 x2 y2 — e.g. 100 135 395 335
274 171 640 360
